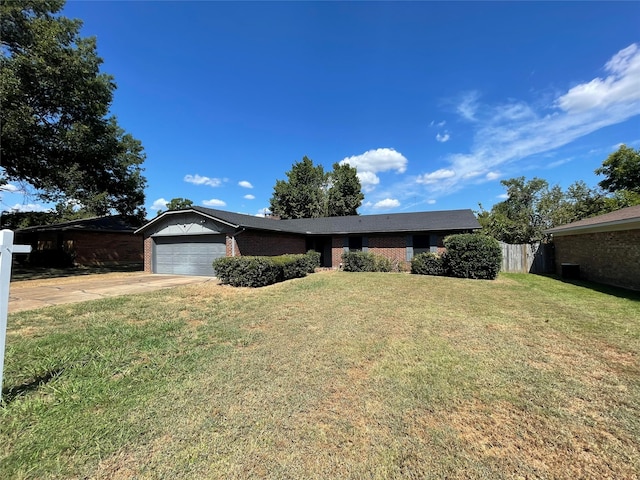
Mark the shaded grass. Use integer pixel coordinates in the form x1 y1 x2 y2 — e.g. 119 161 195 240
1 272 639 479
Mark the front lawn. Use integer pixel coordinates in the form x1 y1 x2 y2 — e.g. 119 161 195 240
2 272 639 479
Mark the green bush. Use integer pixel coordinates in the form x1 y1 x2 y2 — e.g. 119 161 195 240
442 234 502 280
341 251 376 272
411 252 445 276
213 251 320 287
341 251 395 272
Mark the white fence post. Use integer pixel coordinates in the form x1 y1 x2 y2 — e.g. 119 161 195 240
0 230 31 400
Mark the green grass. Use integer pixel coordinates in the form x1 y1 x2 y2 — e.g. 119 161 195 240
2 272 639 479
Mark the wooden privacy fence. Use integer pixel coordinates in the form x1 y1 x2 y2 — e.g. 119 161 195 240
499 241 554 274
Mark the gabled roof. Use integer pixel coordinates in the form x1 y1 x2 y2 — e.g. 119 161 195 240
546 204 640 236
17 215 139 233
136 206 480 235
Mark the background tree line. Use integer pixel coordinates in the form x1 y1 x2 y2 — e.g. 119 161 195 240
478 145 640 244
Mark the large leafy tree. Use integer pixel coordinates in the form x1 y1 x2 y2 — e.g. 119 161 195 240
327 162 364 217
595 144 640 194
269 157 363 219
0 0 146 219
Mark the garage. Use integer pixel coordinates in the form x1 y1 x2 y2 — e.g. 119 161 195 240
153 235 226 276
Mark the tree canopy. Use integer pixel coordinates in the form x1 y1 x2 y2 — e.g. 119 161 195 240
0 0 147 220
479 145 640 244
156 198 194 215
595 144 640 195
269 157 363 219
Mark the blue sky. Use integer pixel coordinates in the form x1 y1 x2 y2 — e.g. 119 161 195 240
2 1 639 218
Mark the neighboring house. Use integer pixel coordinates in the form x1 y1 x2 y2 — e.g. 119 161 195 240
546 204 640 291
16 215 144 268
135 206 481 276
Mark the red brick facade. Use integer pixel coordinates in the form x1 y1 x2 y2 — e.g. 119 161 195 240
69 232 143 266
553 228 640 291
143 236 153 273
227 230 307 257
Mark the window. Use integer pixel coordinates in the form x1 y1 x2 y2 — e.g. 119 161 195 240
413 235 430 256
348 236 363 251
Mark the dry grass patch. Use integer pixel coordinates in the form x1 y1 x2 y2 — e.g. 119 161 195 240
2 271 639 479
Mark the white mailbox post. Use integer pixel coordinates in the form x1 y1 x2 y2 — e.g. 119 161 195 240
0 230 32 400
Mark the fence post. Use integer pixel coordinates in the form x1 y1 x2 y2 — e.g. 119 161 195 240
0 230 31 400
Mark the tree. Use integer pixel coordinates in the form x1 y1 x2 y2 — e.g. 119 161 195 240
0 0 147 220
595 145 640 194
269 157 364 219
327 162 364 216
269 157 328 219
156 197 193 215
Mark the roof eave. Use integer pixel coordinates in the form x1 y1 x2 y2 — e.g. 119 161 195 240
546 218 640 236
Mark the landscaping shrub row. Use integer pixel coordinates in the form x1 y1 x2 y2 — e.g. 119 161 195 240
213 251 320 287
411 234 502 280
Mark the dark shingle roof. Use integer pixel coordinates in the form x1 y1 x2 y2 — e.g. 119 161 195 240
188 206 480 235
546 204 640 235
17 215 138 233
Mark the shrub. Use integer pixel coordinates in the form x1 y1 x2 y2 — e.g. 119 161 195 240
411 252 445 276
213 250 321 287
341 251 395 272
442 234 502 280
341 251 376 272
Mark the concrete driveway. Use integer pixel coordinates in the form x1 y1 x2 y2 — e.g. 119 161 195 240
8 273 215 313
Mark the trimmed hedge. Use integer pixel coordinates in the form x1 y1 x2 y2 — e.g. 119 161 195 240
213 251 320 287
443 233 502 280
341 251 394 272
411 252 445 276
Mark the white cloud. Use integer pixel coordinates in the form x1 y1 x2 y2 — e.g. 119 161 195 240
244 194 255 200
416 169 456 185
485 171 501 181
0 183 21 193
426 199 436 205
256 207 270 217
436 132 451 143
151 198 168 211
340 148 408 193
497 193 509 199
430 120 446 127
556 43 640 113
238 180 253 189
373 198 400 209
202 198 226 207
456 91 480 121
7 203 50 213
419 44 640 196
184 174 222 187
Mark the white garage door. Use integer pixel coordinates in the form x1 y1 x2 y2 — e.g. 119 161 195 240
154 235 226 276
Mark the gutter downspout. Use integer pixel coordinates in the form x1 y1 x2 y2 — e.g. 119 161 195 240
231 228 246 257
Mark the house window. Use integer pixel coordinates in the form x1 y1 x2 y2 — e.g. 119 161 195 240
349 236 363 251
413 235 430 256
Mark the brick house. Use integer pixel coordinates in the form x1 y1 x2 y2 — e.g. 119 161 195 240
546 204 640 291
135 207 480 276
16 215 144 268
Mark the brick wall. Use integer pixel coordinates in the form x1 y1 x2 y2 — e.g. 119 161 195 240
229 230 307 257
368 235 410 270
143 236 153 273
69 232 143 266
554 228 640 291
331 235 411 270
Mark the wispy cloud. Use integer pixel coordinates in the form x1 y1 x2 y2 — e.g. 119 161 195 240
373 198 400 209
184 174 223 187
244 194 255 200
417 43 640 195
436 132 451 143
7 203 50 213
203 198 226 207
0 183 21 193
340 148 407 192
238 180 253 189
